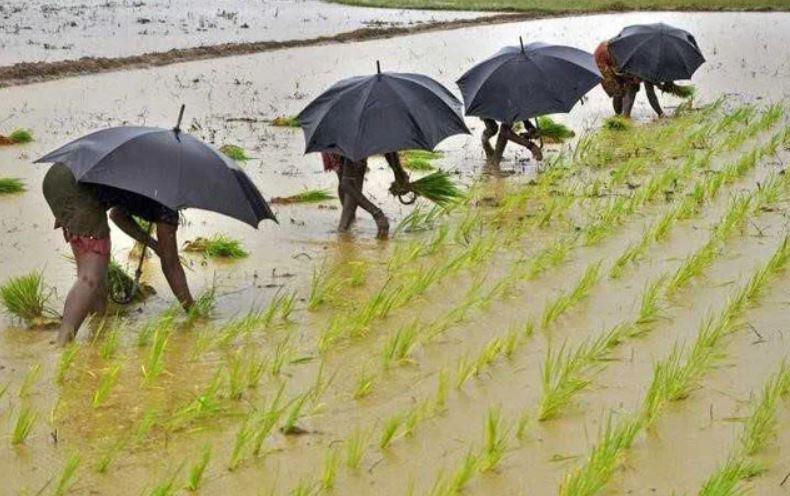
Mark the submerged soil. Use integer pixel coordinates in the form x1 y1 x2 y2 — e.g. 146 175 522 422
1 11 790 496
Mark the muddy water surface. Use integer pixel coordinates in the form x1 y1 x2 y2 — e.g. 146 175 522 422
1 11 790 496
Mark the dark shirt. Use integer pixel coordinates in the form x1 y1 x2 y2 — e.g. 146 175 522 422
42 163 110 239
93 184 179 225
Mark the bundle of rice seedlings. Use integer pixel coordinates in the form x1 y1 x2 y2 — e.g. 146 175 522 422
603 116 631 131
219 144 250 161
183 235 248 258
660 83 696 99
402 149 443 171
270 188 335 204
0 271 56 327
405 171 463 206
0 129 34 145
271 115 301 128
536 116 576 143
0 178 26 194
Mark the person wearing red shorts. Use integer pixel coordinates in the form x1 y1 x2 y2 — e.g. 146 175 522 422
43 163 113 344
594 40 665 118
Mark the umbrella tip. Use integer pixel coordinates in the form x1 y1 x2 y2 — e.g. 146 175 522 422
376 60 381 75
174 104 186 133
519 36 525 53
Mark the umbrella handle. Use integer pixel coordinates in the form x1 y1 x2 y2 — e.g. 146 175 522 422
174 104 186 132
396 192 418 205
112 223 152 305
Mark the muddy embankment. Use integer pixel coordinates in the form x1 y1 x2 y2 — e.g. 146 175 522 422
0 12 589 88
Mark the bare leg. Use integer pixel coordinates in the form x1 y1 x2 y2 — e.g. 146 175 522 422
481 119 498 160
613 95 624 115
58 249 109 345
338 169 389 239
501 126 543 161
645 82 664 117
489 124 509 170
622 86 637 118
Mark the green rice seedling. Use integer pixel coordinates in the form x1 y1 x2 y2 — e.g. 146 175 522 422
379 413 403 449
0 382 8 401
450 451 480 492
142 325 170 383
11 405 37 445
307 264 340 310
271 188 336 204
434 368 449 412
479 407 509 472
137 308 177 347
475 337 503 375
402 149 443 161
559 415 643 496
246 354 268 390
271 115 301 128
396 203 447 234
0 270 54 326
281 393 309 435
187 286 217 321
698 457 764 496
0 178 25 194
219 144 251 161
270 339 292 376
226 354 246 400
95 438 125 474
407 171 463 206
539 342 591 421
92 364 122 408
353 368 375 400
290 480 318 496
603 116 630 131
186 444 211 491
516 411 531 441
455 354 478 389
661 83 695 99
96 316 124 360
402 157 435 171
149 465 182 496
53 452 81 496
536 116 576 143
251 386 287 456
320 447 340 491
739 362 790 455
403 402 428 437
609 242 643 279
18 362 42 398
503 328 520 359
228 421 254 471
184 235 248 258
8 129 34 143
633 277 665 330
345 428 369 470
381 321 420 368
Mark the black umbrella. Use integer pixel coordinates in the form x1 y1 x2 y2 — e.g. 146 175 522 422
609 23 705 83
297 62 470 162
457 39 602 124
35 106 276 228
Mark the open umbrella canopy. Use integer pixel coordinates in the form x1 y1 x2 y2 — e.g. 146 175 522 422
457 40 601 124
609 23 705 83
297 64 470 162
35 125 276 228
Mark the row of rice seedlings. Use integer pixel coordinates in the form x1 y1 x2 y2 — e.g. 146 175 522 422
92 363 122 408
540 262 602 330
219 144 251 161
0 177 25 193
0 270 56 326
142 323 171 383
396 203 448 234
166 370 225 432
560 233 790 495
183 234 248 258
270 188 336 204
724 104 784 152
698 361 790 495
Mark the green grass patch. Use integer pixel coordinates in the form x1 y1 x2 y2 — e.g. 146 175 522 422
1 129 34 145
271 115 301 128
270 188 336 204
402 149 443 171
219 144 251 161
603 116 631 131
184 235 248 258
0 178 26 194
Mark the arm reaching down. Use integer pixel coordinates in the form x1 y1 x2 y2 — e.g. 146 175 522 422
645 83 664 117
384 152 410 189
156 222 194 311
109 207 159 253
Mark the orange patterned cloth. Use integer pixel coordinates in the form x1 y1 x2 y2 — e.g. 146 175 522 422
594 41 641 98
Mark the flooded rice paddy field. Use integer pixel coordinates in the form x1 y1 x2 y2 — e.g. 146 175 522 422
0 0 490 65
1 10 790 496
